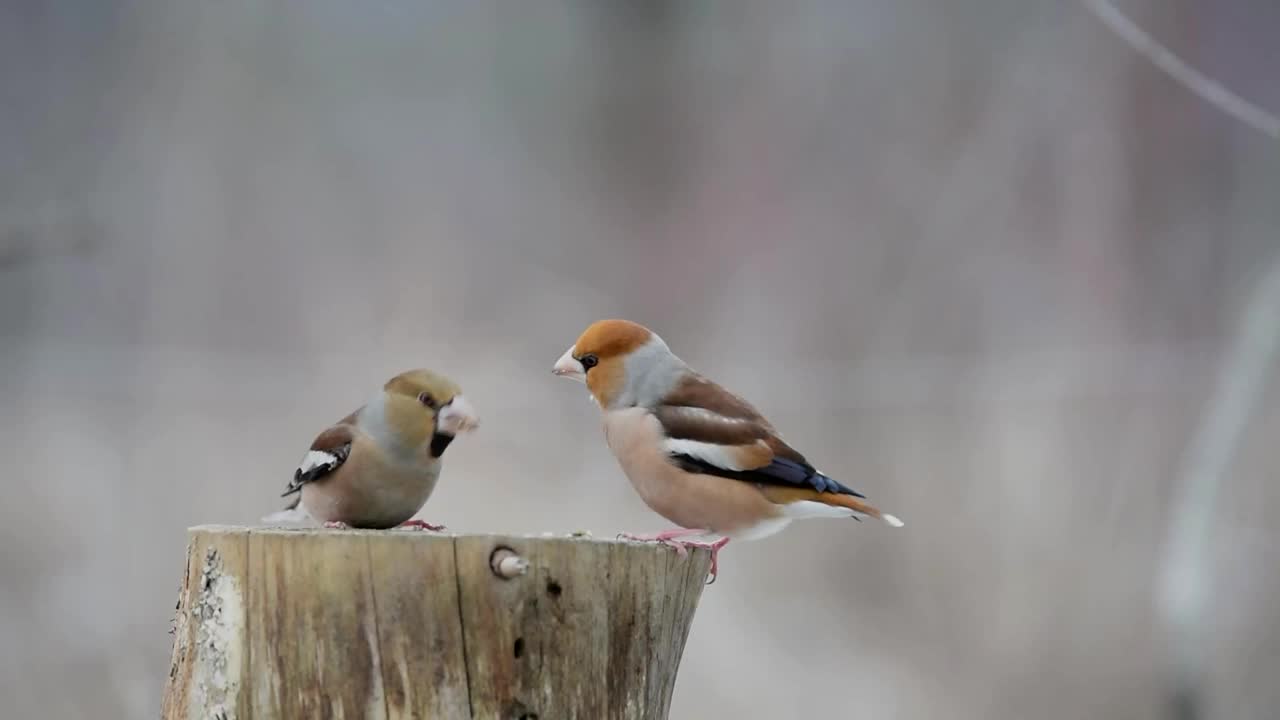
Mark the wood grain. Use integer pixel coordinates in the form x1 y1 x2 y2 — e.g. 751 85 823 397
162 526 712 720
367 532 470 718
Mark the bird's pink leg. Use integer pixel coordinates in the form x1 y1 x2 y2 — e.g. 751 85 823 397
397 519 447 532
323 521 352 529
682 536 730 583
618 530 730 583
617 528 708 549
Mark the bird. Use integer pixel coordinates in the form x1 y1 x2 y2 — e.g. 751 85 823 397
552 319 902 581
263 369 479 530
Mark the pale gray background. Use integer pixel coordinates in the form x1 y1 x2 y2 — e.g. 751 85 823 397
2 1 1279 718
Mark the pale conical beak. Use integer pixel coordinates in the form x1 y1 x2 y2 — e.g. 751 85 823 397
552 346 586 382
436 395 479 435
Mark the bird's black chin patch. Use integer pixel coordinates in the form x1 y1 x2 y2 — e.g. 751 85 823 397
429 432 455 458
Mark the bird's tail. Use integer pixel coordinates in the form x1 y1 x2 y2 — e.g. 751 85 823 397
261 496 311 525
763 486 905 527
825 492 905 527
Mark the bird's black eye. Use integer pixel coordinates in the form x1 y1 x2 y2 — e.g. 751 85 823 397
579 354 599 371
417 392 437 409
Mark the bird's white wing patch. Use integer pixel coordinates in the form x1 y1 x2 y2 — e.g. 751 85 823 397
667 406 753 425
298 450 339 475
663 438 754 471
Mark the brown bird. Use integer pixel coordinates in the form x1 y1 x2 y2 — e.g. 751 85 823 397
552 319 902 581
264 369 479 530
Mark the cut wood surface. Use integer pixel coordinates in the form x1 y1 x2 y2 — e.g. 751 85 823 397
162 526 713 720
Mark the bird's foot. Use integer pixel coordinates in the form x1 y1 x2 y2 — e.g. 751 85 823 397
397 519 447 532
322 521 352 530
617 530 729 583
617 528 708 549
678 537 730 584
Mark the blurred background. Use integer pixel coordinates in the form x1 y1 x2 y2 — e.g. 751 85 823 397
2 1 1279 718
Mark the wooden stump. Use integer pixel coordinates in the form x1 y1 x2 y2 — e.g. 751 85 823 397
161 525 713 719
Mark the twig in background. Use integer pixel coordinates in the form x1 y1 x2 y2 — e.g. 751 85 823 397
1159 256 1280 720
1082 0 1280 139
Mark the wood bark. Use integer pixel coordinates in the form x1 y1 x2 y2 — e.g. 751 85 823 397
162 525 712 719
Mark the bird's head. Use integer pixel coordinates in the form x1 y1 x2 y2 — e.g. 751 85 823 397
553 319 681 409
381 369 479 454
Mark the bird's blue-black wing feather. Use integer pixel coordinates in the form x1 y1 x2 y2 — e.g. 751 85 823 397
668 453 865 498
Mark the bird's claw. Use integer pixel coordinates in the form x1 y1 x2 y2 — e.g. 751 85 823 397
617 531 728 583
673 537 730 584
322 521 352 530
658 539 690 557
397 520 447 532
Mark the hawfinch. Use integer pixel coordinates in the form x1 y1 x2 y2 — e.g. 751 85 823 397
263 369 479 530
552 319 902 580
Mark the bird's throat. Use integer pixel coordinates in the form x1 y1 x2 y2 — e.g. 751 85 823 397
429 431 454 457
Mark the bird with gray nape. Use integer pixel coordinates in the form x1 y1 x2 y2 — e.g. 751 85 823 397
552 319 903 581
263 369 479 530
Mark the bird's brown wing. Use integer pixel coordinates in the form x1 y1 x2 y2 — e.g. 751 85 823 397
280 411 359 498
655 374 865 499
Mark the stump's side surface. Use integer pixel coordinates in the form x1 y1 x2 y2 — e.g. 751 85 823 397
161 527 712 720
162 527 251 720
455 534 711 719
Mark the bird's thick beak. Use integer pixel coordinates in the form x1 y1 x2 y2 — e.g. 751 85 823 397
436 395 480 435
552 346 586 382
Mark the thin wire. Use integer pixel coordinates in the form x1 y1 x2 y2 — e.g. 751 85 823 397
1082 0 1280 139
